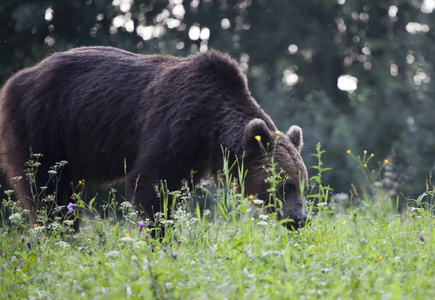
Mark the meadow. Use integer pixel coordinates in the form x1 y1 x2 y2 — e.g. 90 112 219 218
1 145 434 299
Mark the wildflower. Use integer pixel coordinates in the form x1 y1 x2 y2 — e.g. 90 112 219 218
364 150 367 154
9 213 22 224
67 202 74 213
418 233 425 242
379 256 383 259
363 164 367 168
125 284 132 296
78 180 83 185
36 237 40 245
384 159 389 164
106 250 120 258
55 241 70 248
126 232 131 237
33 225 46 232
27 242 32 249
165 282 173 290
276 130 281 135
138 221 145 232
120 201 132 208
259 214 269 220
371 153 374 157
21 235 25 242
120 236 134 243
253 199 264 205
249 194 253 200
213 244 218 248
347 150 351 154
63 220 74 226
172 252 179 260
258 221 268 226
147 280 153 285
155 246 160 250
255 135 261 141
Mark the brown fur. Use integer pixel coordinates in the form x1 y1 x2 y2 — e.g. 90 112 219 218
0 46 308 228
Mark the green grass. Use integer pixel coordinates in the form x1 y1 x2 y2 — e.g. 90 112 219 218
1 147 435 299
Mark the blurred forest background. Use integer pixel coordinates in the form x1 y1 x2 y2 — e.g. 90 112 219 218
1 0 435 203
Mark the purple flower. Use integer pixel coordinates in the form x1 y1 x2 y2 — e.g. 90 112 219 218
20 235 25 242
67 202 74 213
27 242 32 249
172 252 178 260
139 221 145 232
36 237 40 245
147 280 153 285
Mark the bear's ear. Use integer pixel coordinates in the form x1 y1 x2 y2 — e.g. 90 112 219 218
287 125 303 153
243 118 272 153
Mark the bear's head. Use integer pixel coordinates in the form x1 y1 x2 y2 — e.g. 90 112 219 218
243 118 309 229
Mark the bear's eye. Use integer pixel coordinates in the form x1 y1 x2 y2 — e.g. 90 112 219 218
276 182 295 199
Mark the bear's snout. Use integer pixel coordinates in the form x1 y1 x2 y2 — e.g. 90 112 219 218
282 210 309 230
280 200 309 230
296 211 309 227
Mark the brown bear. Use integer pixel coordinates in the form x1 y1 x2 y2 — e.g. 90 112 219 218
0 46 308 230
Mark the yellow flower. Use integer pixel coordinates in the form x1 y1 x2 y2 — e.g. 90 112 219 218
214 244 218 248
79 180 83 185
276 130 281 135
371 153 374 157
155 246 160 250
126 233 131 237
249 194 253 200
255 135 261 141
363 164 367 168
384 159 389 164
347 150 351 154
379 256 383 259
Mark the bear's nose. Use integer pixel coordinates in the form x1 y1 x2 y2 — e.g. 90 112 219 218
296 212 308 227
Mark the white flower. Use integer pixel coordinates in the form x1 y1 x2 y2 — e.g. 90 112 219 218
106 251 120 258
120 236 134 243
120 201 132 208
257 221 268 226
32 226 47 232
259 214 269 220
134 240 147 248
253 199 264 205
55 241 70 248
9 213 22 223
165 282 173 290
63 220 74 226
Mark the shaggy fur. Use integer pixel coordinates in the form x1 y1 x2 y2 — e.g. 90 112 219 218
0 46 308 228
